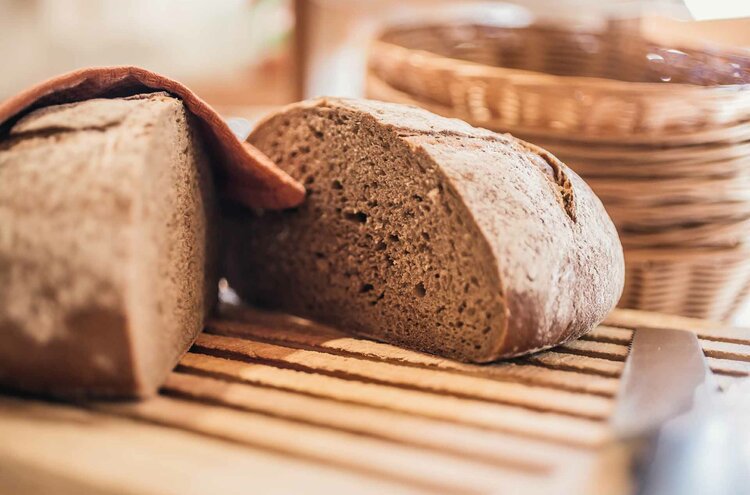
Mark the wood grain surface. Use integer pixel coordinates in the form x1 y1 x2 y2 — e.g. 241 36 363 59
2 305 749 495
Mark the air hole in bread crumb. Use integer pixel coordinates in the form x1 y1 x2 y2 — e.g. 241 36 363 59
482 327 492 335
388 234 399 242
375 241 387 251
344 211 368 223
332 179 343 190
370 291 385 305
359 283 374 293
422 232 430 241
414 282 426 297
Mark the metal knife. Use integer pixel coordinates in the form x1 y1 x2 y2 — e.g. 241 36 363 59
611 327 749 495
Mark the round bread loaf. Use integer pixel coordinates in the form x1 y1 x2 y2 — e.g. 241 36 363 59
224 98 624 361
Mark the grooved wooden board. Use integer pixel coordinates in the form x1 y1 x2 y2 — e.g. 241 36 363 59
2 305 749 495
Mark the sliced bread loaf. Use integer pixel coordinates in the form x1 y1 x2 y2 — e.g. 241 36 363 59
224 98 625 362
0 93 218 397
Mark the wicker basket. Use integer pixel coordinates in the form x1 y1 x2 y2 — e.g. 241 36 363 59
369 23 750 145
622 247 750 320
367 21 750 321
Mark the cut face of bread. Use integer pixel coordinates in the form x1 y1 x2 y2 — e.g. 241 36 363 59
224 98 624 362
0 93 218 397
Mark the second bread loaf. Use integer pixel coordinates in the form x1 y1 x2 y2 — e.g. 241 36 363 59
0 93 218 396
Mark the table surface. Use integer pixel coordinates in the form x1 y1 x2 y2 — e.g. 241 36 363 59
2 305 749 495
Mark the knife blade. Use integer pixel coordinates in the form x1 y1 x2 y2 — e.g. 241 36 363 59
612 327 715 438
611 327 748 495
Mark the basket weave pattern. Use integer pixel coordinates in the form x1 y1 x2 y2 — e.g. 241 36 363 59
368 22 750 321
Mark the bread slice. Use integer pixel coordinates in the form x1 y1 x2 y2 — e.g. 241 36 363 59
224 98 624 362
0 93 218 397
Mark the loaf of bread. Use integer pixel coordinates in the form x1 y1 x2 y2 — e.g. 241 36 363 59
0 67 305 398
0 93 219 397
224 98 625 361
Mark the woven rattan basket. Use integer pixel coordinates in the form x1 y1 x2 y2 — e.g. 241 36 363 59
368 23 750 145
367 21 750 321
622 247 750 321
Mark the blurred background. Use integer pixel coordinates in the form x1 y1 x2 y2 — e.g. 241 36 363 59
3 0 748 105
2 0 750 324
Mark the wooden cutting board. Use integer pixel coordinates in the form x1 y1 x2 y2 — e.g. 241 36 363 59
1 306 749 495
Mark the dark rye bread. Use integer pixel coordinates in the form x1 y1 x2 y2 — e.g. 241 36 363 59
0 93 218 397
224 98 624 362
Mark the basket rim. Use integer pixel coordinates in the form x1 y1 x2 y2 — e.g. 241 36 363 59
371 39 750 95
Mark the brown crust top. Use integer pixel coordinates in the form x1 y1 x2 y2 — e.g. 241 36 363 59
0 66 305 209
